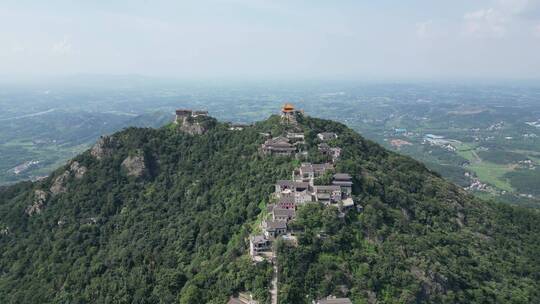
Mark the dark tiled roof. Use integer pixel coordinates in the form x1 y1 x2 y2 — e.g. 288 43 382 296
271 143 293 148
269 147 296 152
333 181 353 187
262 137 296 152
277 180 293 186
276 180 309 189
279 195 295 205
273 207 296 218
250 235 267 244
267 136 289 144
263 219 287 230
299 163 333 173
263 143 296 152
315 185 341 192
176 109 192 115
333 173 352 180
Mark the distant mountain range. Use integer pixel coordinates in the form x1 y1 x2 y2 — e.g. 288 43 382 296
0 110 173 185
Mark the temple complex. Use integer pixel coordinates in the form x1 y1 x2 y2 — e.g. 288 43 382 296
174 109 208 124
280 103 300 123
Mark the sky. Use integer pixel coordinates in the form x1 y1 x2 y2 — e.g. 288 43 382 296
1 0 540 81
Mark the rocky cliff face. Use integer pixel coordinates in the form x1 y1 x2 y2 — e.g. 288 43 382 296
70 161 87 179
25 190 48 216
49 171 69 195
177 116 216 135
49 161 88 196
90 136 117 159
179 121 206 135
121 153 147 178
25 160 89 215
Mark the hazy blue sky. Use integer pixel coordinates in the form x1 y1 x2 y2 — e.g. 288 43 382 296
1 0 540 81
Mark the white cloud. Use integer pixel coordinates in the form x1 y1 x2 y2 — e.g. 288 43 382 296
416 20 433 39
463 0 540 39
463 8 507 38
51 36 73 55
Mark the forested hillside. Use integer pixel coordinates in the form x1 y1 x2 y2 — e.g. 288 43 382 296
0 113 539 303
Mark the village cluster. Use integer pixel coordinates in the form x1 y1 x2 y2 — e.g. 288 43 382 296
252 104 358 259
229 104 355 304
249 161 356 260
173 104 356 303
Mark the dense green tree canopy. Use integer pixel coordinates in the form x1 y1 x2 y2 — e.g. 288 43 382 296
0 114 539 303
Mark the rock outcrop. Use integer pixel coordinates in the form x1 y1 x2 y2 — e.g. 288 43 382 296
69 161 87 179
47 161 87 196
121 153 147 178
411 266 449 300
50 171 69 195
25 190 48 216
177 116 216 135
91 136 117 160
179 121 206 135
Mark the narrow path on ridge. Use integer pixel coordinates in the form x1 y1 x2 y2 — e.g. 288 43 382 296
270 259 278 304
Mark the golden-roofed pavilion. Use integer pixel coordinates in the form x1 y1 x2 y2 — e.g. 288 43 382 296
281 103 295 113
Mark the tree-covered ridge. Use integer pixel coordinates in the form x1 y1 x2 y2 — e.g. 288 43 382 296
278 116 540 303
0 119 298 303
0 113 539 304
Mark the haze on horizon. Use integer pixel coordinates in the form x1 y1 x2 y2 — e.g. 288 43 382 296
1 0 540 82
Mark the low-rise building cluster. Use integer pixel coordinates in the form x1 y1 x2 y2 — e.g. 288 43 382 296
260 136 297 156
260 132 309 157
242 105 357 303
174 109 208 123
318 143 342 162
228 123 250 131
250 159 357 259
252 105 361 261
317 132 338 141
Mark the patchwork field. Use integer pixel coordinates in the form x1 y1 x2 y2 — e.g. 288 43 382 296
1 81 539 207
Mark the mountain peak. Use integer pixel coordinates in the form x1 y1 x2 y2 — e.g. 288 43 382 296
0 106 539 303
174 109 217 135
